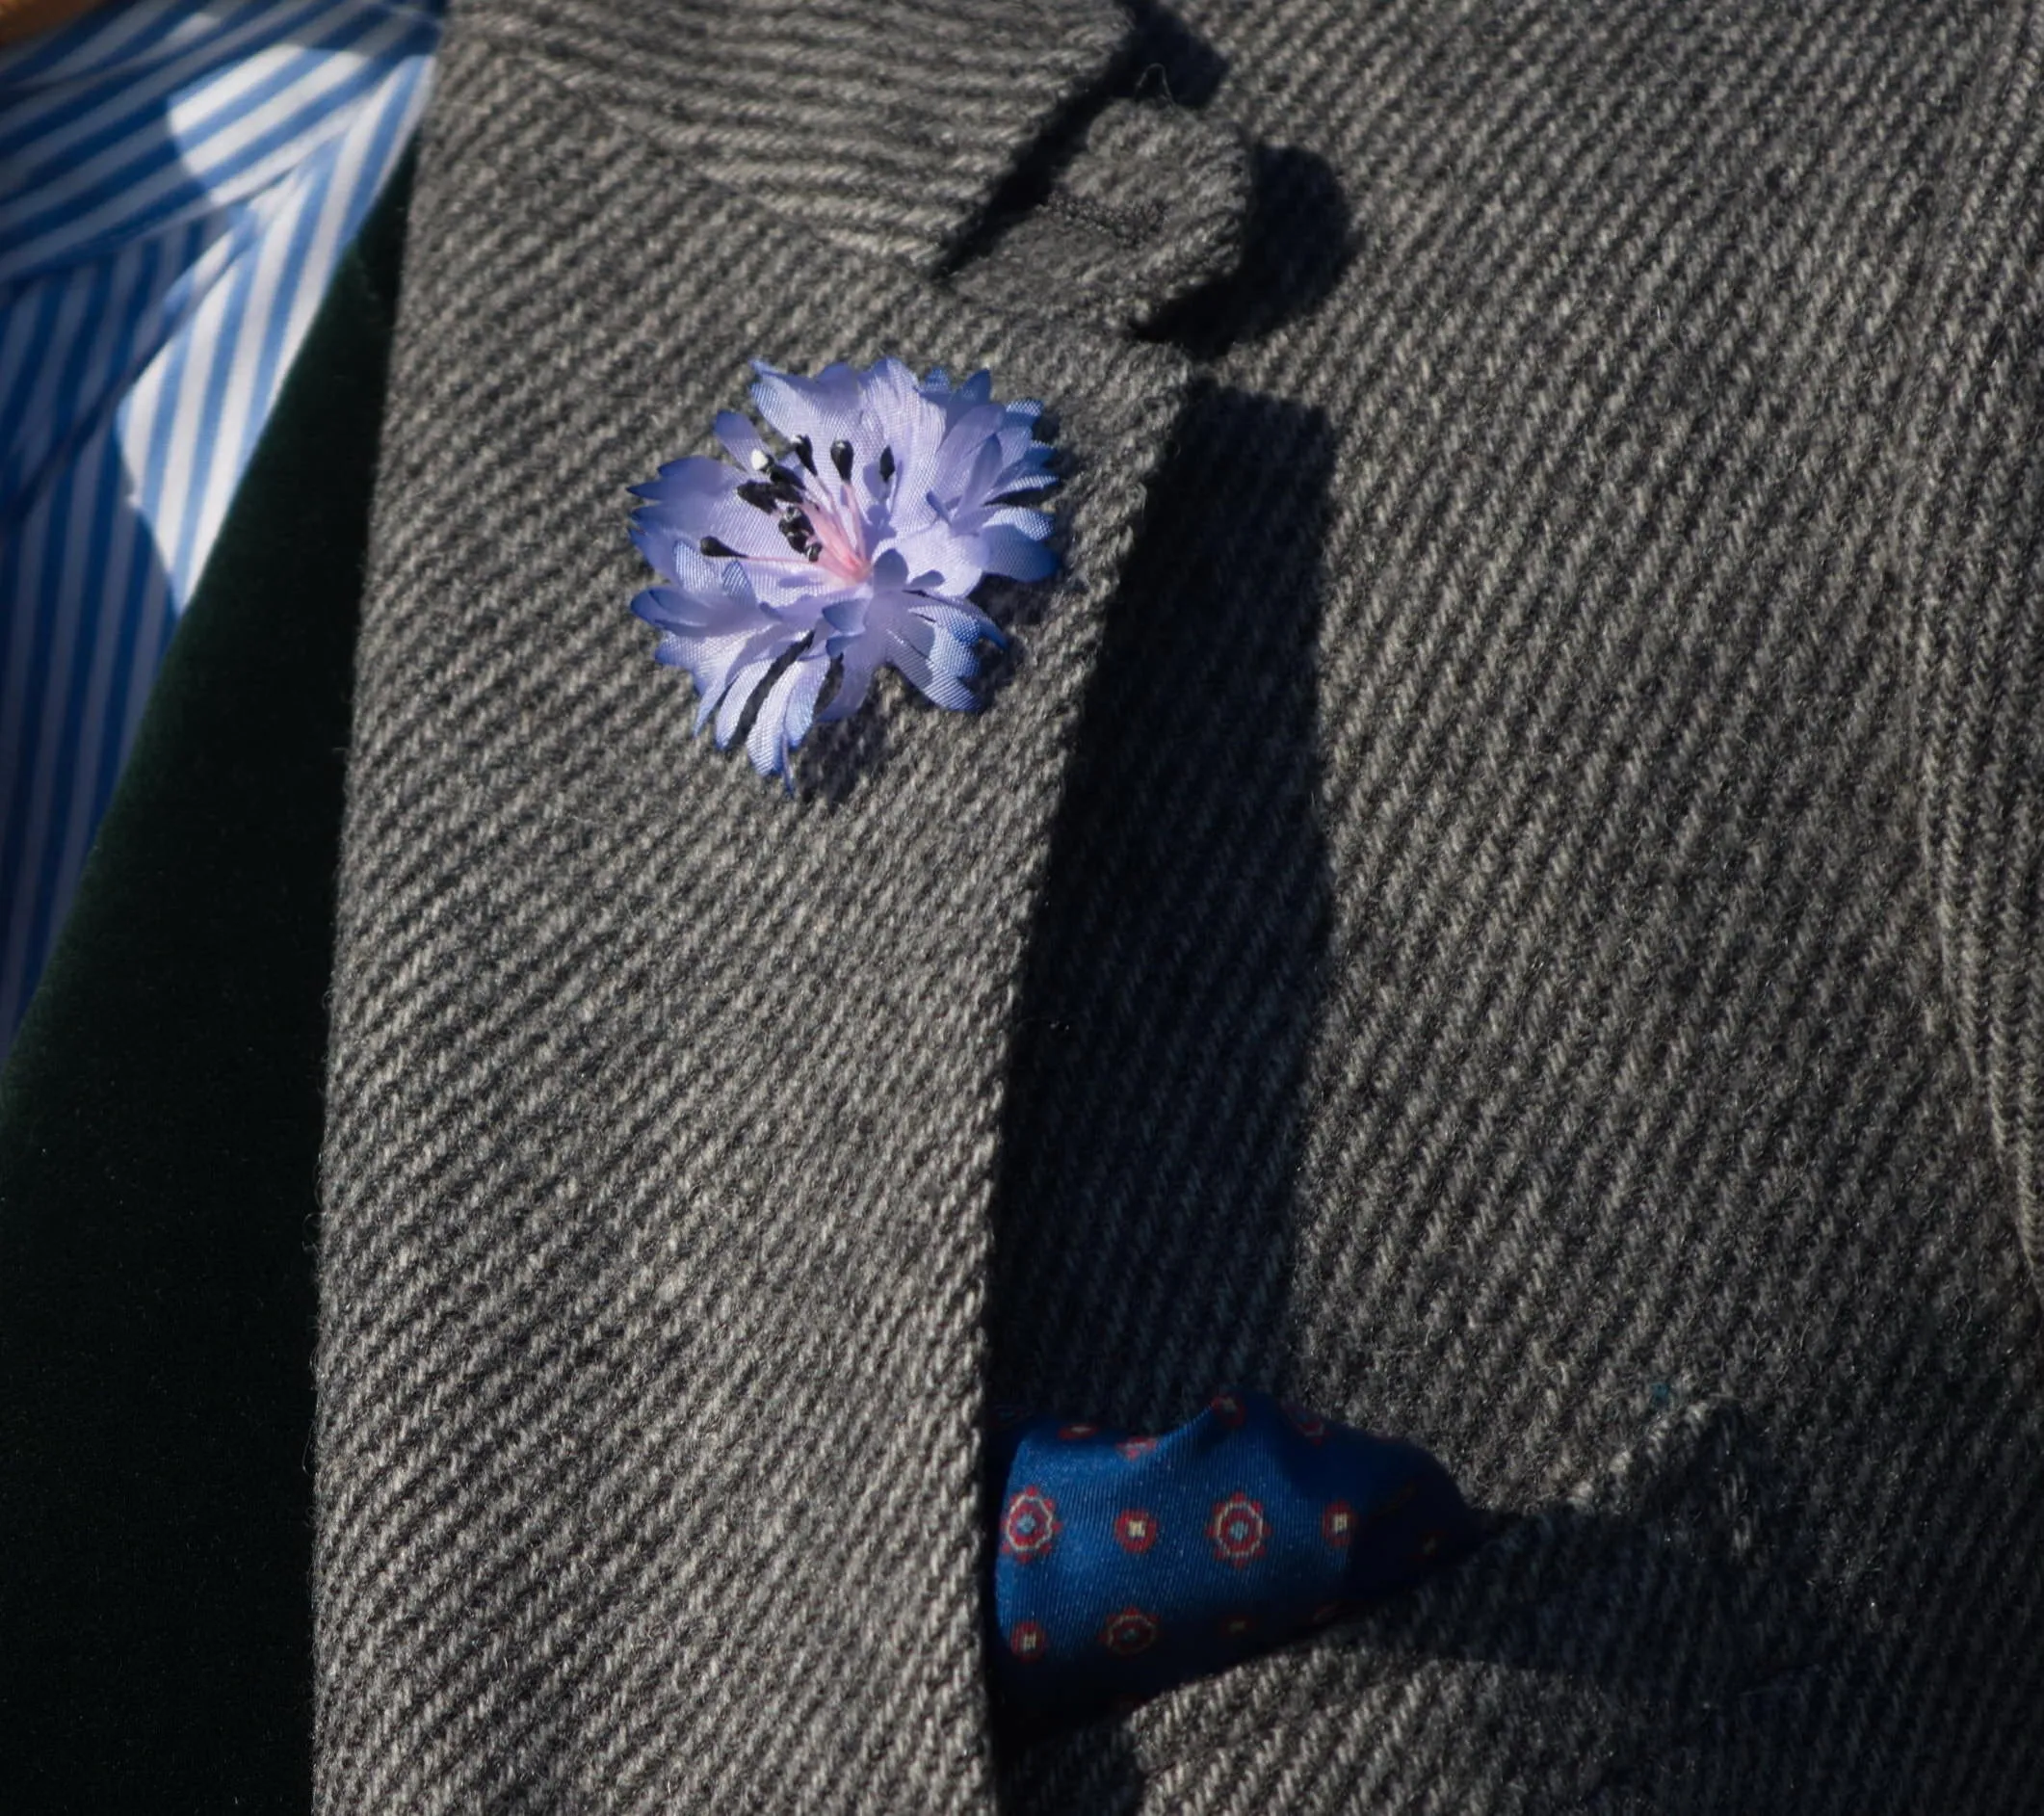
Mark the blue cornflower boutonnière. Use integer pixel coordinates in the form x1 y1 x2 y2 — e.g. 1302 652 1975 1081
628 357 1061 785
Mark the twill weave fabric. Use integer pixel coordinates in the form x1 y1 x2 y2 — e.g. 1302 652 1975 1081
316 2 2044 1811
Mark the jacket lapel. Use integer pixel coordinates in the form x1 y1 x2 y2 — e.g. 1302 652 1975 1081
1888 0 2044 1287
314 5 1224 1808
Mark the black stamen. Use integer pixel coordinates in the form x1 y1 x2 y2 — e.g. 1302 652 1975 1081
699 536 738 559
738 480 778 513
790 434 817 475
830 438 853 483
768 465 806 504
878 446 896 486
776 509 816 555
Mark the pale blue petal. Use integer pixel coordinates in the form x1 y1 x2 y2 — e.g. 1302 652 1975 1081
632 457 788 562
714 408 772 471
816 644 881 724
780 648 831 750
885 517 984 595
888 621 977 710
746 648 833 779
674 630 759 730
987 462 1058 494
750 360 864 453
986 504 1055 539
631 585 693 632
977 522 1060 582
714 651 780 748
910 599 1003 646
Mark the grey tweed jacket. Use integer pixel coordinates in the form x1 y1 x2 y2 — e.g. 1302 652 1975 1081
315 1 2044 1809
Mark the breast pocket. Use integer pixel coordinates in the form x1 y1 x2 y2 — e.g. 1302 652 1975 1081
999 1401 1837 1815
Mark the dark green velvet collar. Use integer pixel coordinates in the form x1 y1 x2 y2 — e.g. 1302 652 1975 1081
0 158 409 1814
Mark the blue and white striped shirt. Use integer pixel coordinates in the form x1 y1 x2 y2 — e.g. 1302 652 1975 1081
0 0 443 1054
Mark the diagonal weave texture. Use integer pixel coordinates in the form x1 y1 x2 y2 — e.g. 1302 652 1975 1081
984 0 2044 1807
459 0 1132 271
313 8 1199 1809
952 98 1253 333
320 0 2044 1810
1890 0 2044 1279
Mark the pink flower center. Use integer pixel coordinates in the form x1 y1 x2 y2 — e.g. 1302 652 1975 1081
805 487 871 584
